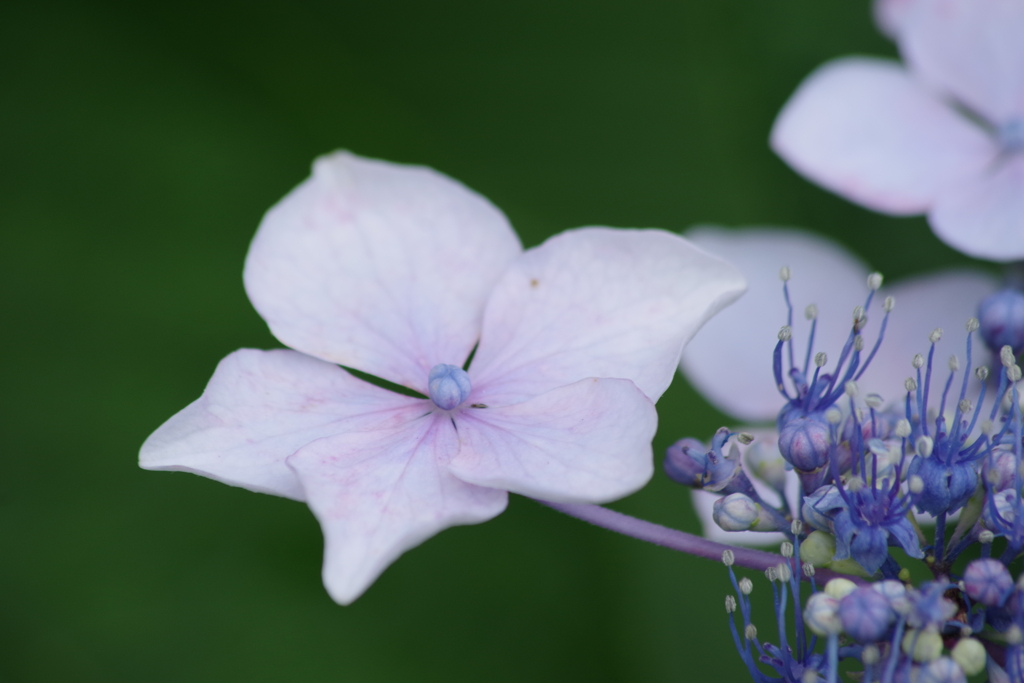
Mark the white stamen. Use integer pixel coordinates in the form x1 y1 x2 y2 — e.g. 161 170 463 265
1010 365 1022 382
979 530 995 544
778 326 792 342
725 595 736 613
905 377 917 392
722 549 735 566
929 328 943 343
814 352 827 368
739 577 753 595
805 304 817 320
745 624 758 640
825 408 842 424
737 432 754 445
916 436 934 457
912 354 924 370
948 355 959 372
854 335 865 351
1001 345 1015 368
862 645 880 665
779 266 791 282
847 476 865 492
776 563 792 582
781 542 794 558
844 380 858 398
765 567 777 582
976 366 990 381
790 519 803 535
865 394 883 409
802 563 815 578
895 419 911 438
959 399 972 414
867 272 883 290
966 317 980 332
883 296 895 312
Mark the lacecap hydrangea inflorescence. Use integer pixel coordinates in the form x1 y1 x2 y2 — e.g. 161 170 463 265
666 267 1024 682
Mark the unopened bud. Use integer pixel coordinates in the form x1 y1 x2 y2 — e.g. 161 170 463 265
903 628 943 662
951 638 986 676
966 317 980 332
916 436 934 457
804 593 841 636
912 354 925 369
883 296 895 312
805 304 817 320
779 326 792 342
895 419 912 438
824 578 857 600
815 352 827 368
867 272 883 290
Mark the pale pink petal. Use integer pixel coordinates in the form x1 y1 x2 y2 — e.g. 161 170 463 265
680 227 870 423
899 0 1024 123
874 0 922 38
288 414 507 604
448 378 658 503
690 429 800 546
858 269 998 408
244 152 522 393
771 57 998 215
468 228 745 406
139 349 422 501
929 156 1024 262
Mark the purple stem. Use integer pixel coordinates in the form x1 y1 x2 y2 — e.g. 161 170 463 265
536 499 867 586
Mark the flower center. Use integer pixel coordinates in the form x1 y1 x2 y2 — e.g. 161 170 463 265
998 119 1024 152
427 363 472 410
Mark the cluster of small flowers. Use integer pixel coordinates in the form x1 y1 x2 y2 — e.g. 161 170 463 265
667 268 1024 681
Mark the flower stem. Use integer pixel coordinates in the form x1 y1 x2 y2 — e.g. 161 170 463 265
535 499 865 585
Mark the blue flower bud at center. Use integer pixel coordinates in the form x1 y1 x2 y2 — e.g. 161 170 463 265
978 288 1024 356
778 417 831 471
838 587 894 642
428 364 472 410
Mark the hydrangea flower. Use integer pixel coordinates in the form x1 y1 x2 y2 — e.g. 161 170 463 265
139 152 746 604
676 226 996 546
771 0 1024 262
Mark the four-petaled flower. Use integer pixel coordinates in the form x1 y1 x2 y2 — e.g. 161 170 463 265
140 152 745 604
771 0 1024 262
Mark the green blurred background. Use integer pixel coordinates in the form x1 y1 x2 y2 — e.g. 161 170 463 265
0 1 983 681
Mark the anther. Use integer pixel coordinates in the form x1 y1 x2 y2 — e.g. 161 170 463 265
865 394 883 409
814 352 827 368
1001 345 1015 368
765 567 777 582
916 436 934 457
883 296 895 312
722 549 735 566
744 624 758 640
948 355 959 372
929 328 943 343
912 354 925 369
854 335 865 351
976 366 990 381
778 326 792 342
847 476 865 492
779 266 791 282
776 563 792 582
791 519 803 535
737 432 754 445
805 304 818 320
905 377 918 392
867 272 883 291
738 577 753 595
844 380 858 398
862 645 880 665
979 530 995 544
781 542 794 558
725 595 736 613
966 317 980 332
1010 364 1022 382
853 305 864 322
909 475 925 494
959 399 972 413
981 420 994 435
802 563 815 578
825 408 842 424
895 419 911 438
